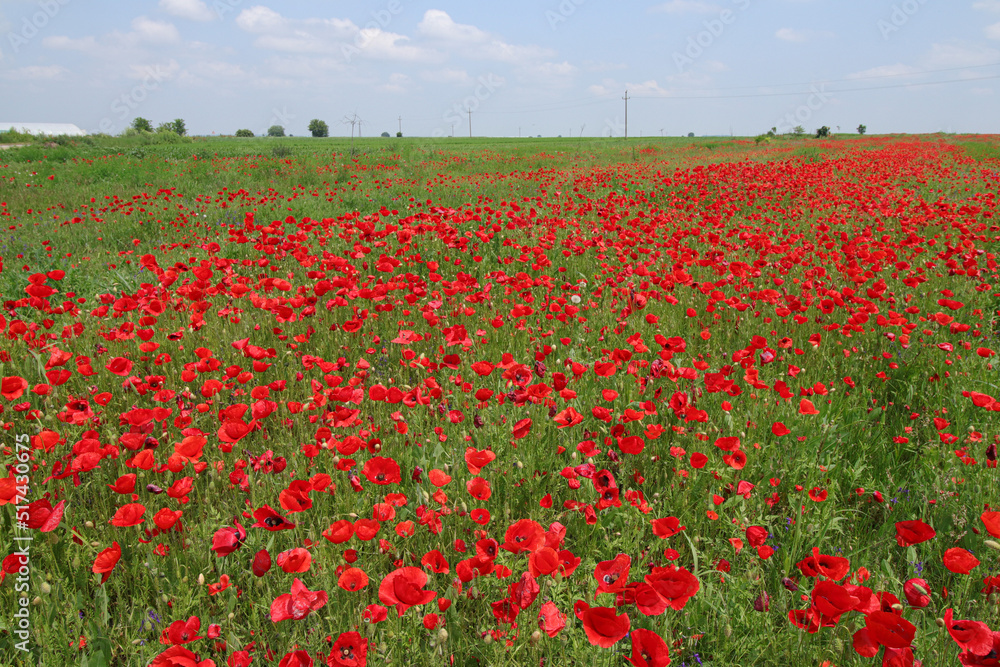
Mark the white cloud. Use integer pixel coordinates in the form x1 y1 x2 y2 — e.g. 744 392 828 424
43 35 100 53
921 42 1000 68
235 6 438 63
416 10 553 65
160 0 214 22
651 1 723 14
0 65 69 80
973 0 1000 11
626 79 672 97
130 17 181 44
847 64 922 79
420 68 471 84
776 27 834 43
379 72 410 94
776 28 808 42
987 22 1000 39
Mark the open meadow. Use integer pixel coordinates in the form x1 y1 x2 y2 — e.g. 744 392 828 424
1 134 999 666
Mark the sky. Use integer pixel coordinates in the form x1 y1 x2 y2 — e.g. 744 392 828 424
0 0 998 138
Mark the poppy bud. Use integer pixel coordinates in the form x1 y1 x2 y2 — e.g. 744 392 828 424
753 592 770 612
781 577 799 592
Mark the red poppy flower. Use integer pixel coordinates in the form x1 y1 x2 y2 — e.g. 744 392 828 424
109 503 146 527
464 447 496 474
902 578 930 608
150 508 181 534
466 476 492 501
594 553 631 595
161 616 203 646
0 376 28 401
276 547 312 573
270 578 328 622
811 580 860 624
508 571 540 609
512 417 532 439
865 610 916 649
421 550 450 574
338 567 369 592
852 627 880 658
361 457 401 485
574 600 630 648
149 646 215 667
92 542 121 585
428 469 451 487
943 548 979 575
644 565 700 610
798 398 819 415
107 474 137 494
328 631 368 667
796 548 851 581
278 650 313 667
323 519 354 544
501 519 545 554
894 520 936 547
378 567 437 617
714 436 740 452
943 608 993 656
211 522 246 557
650 517 686 540
627 628 671 667
537 600 567 638
25 499 65 533
771 421 790 436
252 505 295 531
252 549 271 577
981 511 1000 538
105 357 133 376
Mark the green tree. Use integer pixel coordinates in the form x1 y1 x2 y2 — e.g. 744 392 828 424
396 131 403 138
792 125 805 136
170 119 187 136
857 124 867 135
308 119 329 138
381 131 391 138
235 129 254 137
815 126 830 138
131 117 153 133
268 125 286 137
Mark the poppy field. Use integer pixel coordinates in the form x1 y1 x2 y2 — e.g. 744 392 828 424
1 134 1000 666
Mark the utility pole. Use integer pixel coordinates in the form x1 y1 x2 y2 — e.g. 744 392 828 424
468 110 472 138
623 90 629 140
398 116 402 135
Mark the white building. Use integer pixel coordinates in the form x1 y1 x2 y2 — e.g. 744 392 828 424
0 123 87 137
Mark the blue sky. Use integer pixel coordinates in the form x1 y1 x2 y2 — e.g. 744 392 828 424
1 0 998 137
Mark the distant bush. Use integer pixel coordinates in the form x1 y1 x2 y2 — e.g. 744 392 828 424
0 127 37 144
235 129 254 138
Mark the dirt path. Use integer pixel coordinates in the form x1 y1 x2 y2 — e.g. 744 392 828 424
0 144 29 150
